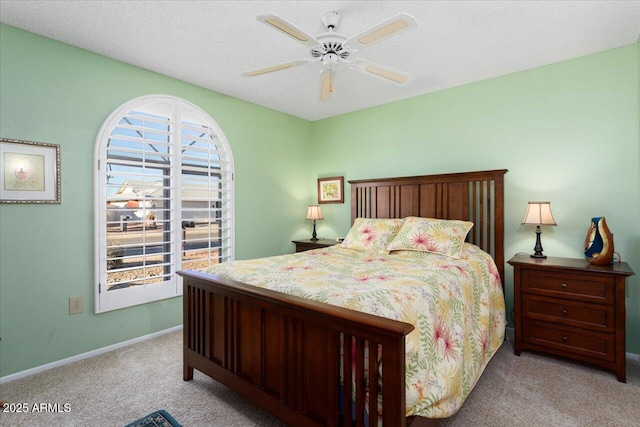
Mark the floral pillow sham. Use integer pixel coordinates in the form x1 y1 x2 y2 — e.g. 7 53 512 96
386 216 474 259
340 217 405 254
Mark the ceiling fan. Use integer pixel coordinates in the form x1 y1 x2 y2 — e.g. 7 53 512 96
242 11 418 101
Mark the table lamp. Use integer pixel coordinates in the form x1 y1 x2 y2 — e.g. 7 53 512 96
306 205 323 241
522 201 557 258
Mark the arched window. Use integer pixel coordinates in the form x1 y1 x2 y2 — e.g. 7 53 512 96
94 95 234 313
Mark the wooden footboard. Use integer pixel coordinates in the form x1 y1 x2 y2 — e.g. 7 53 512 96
179 270 415 427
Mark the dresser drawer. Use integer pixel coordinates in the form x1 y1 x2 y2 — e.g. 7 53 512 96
523 319 615 362
522 269 614 304
522 294 614 332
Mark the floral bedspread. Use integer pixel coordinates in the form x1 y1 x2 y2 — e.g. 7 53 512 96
204 243 506 418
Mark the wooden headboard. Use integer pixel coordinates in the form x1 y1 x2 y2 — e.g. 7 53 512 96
349 169 508 282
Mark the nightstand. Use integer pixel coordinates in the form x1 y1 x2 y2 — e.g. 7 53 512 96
508 253 634 382
292 239 338 253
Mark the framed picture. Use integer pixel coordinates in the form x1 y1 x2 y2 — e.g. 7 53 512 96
318 176 344 204
0 138 61 204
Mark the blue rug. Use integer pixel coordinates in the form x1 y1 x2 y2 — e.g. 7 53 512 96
125 409 181 427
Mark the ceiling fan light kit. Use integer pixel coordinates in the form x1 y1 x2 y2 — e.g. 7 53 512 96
244 11 418 101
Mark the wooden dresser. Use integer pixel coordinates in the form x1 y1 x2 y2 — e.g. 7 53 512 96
508 253 634 382
292 238 338 253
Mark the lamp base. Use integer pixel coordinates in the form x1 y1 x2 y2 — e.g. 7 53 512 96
310 220 318 241
531 225 546 259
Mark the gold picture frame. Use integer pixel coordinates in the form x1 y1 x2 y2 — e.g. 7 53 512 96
317 176 344 204
0 138 61 204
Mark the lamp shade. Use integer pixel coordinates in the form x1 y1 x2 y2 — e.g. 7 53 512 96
306 205 323 221
522 202 557 226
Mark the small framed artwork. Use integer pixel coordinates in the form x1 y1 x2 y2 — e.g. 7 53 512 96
318 176 344 204
0 138 61 204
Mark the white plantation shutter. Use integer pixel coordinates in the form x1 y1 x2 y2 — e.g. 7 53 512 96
94 96 234 313
179 110 234 268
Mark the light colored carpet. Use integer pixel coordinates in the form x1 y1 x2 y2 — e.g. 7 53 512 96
0 330 638 426
441 340 640 427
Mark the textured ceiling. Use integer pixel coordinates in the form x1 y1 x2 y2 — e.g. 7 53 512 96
1 1 639 121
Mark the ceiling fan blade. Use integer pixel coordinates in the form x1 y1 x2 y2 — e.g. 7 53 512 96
318 68 335 101
345 13 417 51
257 14 320 47
242 60 309 77
351 59 412 86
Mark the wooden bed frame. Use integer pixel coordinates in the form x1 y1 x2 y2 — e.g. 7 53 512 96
179 169 507 427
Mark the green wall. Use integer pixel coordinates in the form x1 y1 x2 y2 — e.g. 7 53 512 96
1 24 639 378
310 44 640 354
0 24 313 377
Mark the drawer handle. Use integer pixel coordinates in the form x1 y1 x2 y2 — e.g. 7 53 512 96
561 309 568 316
562 336 568 342
560 283 568 289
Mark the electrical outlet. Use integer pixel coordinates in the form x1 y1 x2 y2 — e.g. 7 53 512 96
69 296 83 315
